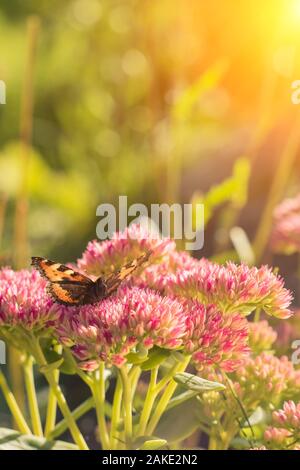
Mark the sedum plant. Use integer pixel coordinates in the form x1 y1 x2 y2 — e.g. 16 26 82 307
0 225 298 450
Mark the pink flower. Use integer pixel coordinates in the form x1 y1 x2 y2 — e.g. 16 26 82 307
264 427 291 447
200 353 300 432
167 261 293 319
134 251 206 292
183 300 250 372
263 401 300 449
248 320 278 354
77 224 176 277
0 268 62 333
235 353 300 407
271 194 300 254
57 283 250 372
273 401 300 430
56 286 186 370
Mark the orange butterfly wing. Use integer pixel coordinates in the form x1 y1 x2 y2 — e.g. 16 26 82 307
31 257 93 305
105 251 152 296
31 251 152 305
31 257 90 283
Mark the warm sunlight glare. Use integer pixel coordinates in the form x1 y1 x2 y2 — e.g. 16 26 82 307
291 0 300 17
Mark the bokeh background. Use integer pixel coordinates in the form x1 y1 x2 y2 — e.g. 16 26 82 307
1 0 300 447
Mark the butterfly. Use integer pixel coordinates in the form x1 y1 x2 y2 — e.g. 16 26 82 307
31 251 151 306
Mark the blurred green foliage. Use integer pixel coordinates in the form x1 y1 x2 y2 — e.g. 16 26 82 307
1 0 299 265
0 0 236 263
191 157 250 227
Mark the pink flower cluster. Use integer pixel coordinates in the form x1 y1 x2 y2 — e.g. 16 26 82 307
201 352 300 414
135 251 205 291
56 287 186 370
273 401 300 430
0 225 294 376
264 427 291 448
0 268 61 333
248 321 278 354
56 287 249 372
77 224 175 277
236 353 300 407
183 301 249 372
271 193 300 254
264 401 300 450
165 261 292 319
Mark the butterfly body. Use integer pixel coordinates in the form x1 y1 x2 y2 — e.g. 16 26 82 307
83 278 108 304
31 252 151 306
47 274 108 306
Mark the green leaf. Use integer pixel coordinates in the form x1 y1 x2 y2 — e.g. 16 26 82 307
174 372 225 392
125 353 147 365
155 398 201 443
230 437 253 450
239 425 264 442
166 390 199 411
137 438 167 450
191 156 250 227
0 428 78 450
242 407 267 428
126 348 148 365
172 60 228 122
140 347 171 371
59 351 77 375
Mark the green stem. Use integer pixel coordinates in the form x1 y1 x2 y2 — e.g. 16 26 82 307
110 376 123 450
44 367 59 437
44 345 62 437
0 370 31 435
92 363 110 450
49 397 95 441
147 356 190 435
129 365 141 400
23 356 43 437
64 348 93 388
137 367 158 437
119 366 132 448
208 434 218 450
31 339 88 450
154 362 181 394
254 307 261 323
